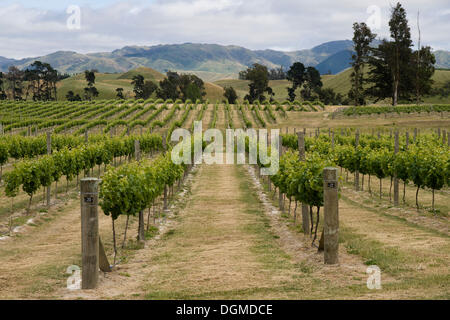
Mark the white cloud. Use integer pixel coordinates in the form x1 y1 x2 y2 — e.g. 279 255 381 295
0 0 448 59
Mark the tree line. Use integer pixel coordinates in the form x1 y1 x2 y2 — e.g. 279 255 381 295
0 62 69 101
228 62 345 105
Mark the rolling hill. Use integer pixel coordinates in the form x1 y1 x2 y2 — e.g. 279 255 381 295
57 67 225 102
0 41 361 80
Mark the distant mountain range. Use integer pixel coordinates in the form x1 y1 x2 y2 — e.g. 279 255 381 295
1 41 449 81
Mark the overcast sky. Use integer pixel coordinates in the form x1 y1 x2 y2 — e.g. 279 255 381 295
1 0 449 59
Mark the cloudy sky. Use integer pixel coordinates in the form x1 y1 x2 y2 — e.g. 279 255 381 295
1 0 449 59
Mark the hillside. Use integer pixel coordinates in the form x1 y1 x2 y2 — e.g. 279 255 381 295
57 67 224 101
0 41 358 78
214 69 450 103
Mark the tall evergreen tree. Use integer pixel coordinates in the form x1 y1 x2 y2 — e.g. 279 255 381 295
349 22 376 106
389 2 413 106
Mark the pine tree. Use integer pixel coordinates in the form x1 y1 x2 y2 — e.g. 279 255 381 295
349 22 376 106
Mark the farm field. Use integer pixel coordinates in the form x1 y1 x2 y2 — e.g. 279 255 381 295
0 99 449 300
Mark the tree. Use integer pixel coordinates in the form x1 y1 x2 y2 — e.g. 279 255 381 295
116 88 124 99
367 3 432 105
0 72 6 100
131 75 145 99
83 70 98 100
66 90 82 101
286 62 306 102
411 46 435 103
367 40 395 103
142 81 157 99
157 71 205 102
24 61 58 101
301 67 322 101
316 88 343 105
157 72 180 100
242 63 273 103
6 66 24 100
389 2 413 106
268 67 286 80
224 86 238 104
350 22 376 106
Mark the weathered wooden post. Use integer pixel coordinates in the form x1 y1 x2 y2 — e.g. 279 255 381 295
267 131 271 192
438 128 441 139
297 132 310 234
80 178 100 289
394 131 399 206
323 167 339 265
355 130 360 191
135 140 145 242
27 126 31 136
406 131 409 149
0 123 3 135
46 132 52 207
331 130 335 149
443 130 446 145
278 134 283 212
134 140 141 161
414 128 417 143
448 132 450 148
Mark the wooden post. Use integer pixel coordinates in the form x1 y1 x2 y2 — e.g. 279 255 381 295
297 132 310 234
443 130 446 145
331 130 335 149
85 130 89 144
27 126 31 136
355 130 360 191
134 139 145 242
0 123 3 135
448 132 450 148
323 167 339 265
46 132 52 207
414 128 417 143
134 140 141 161
80 178 100 289
394 131 399 206
267 131 271 192
163 185 168 210
278 135 283 212
406 131 409 149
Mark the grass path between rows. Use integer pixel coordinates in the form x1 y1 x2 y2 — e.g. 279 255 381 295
0 162 448 299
